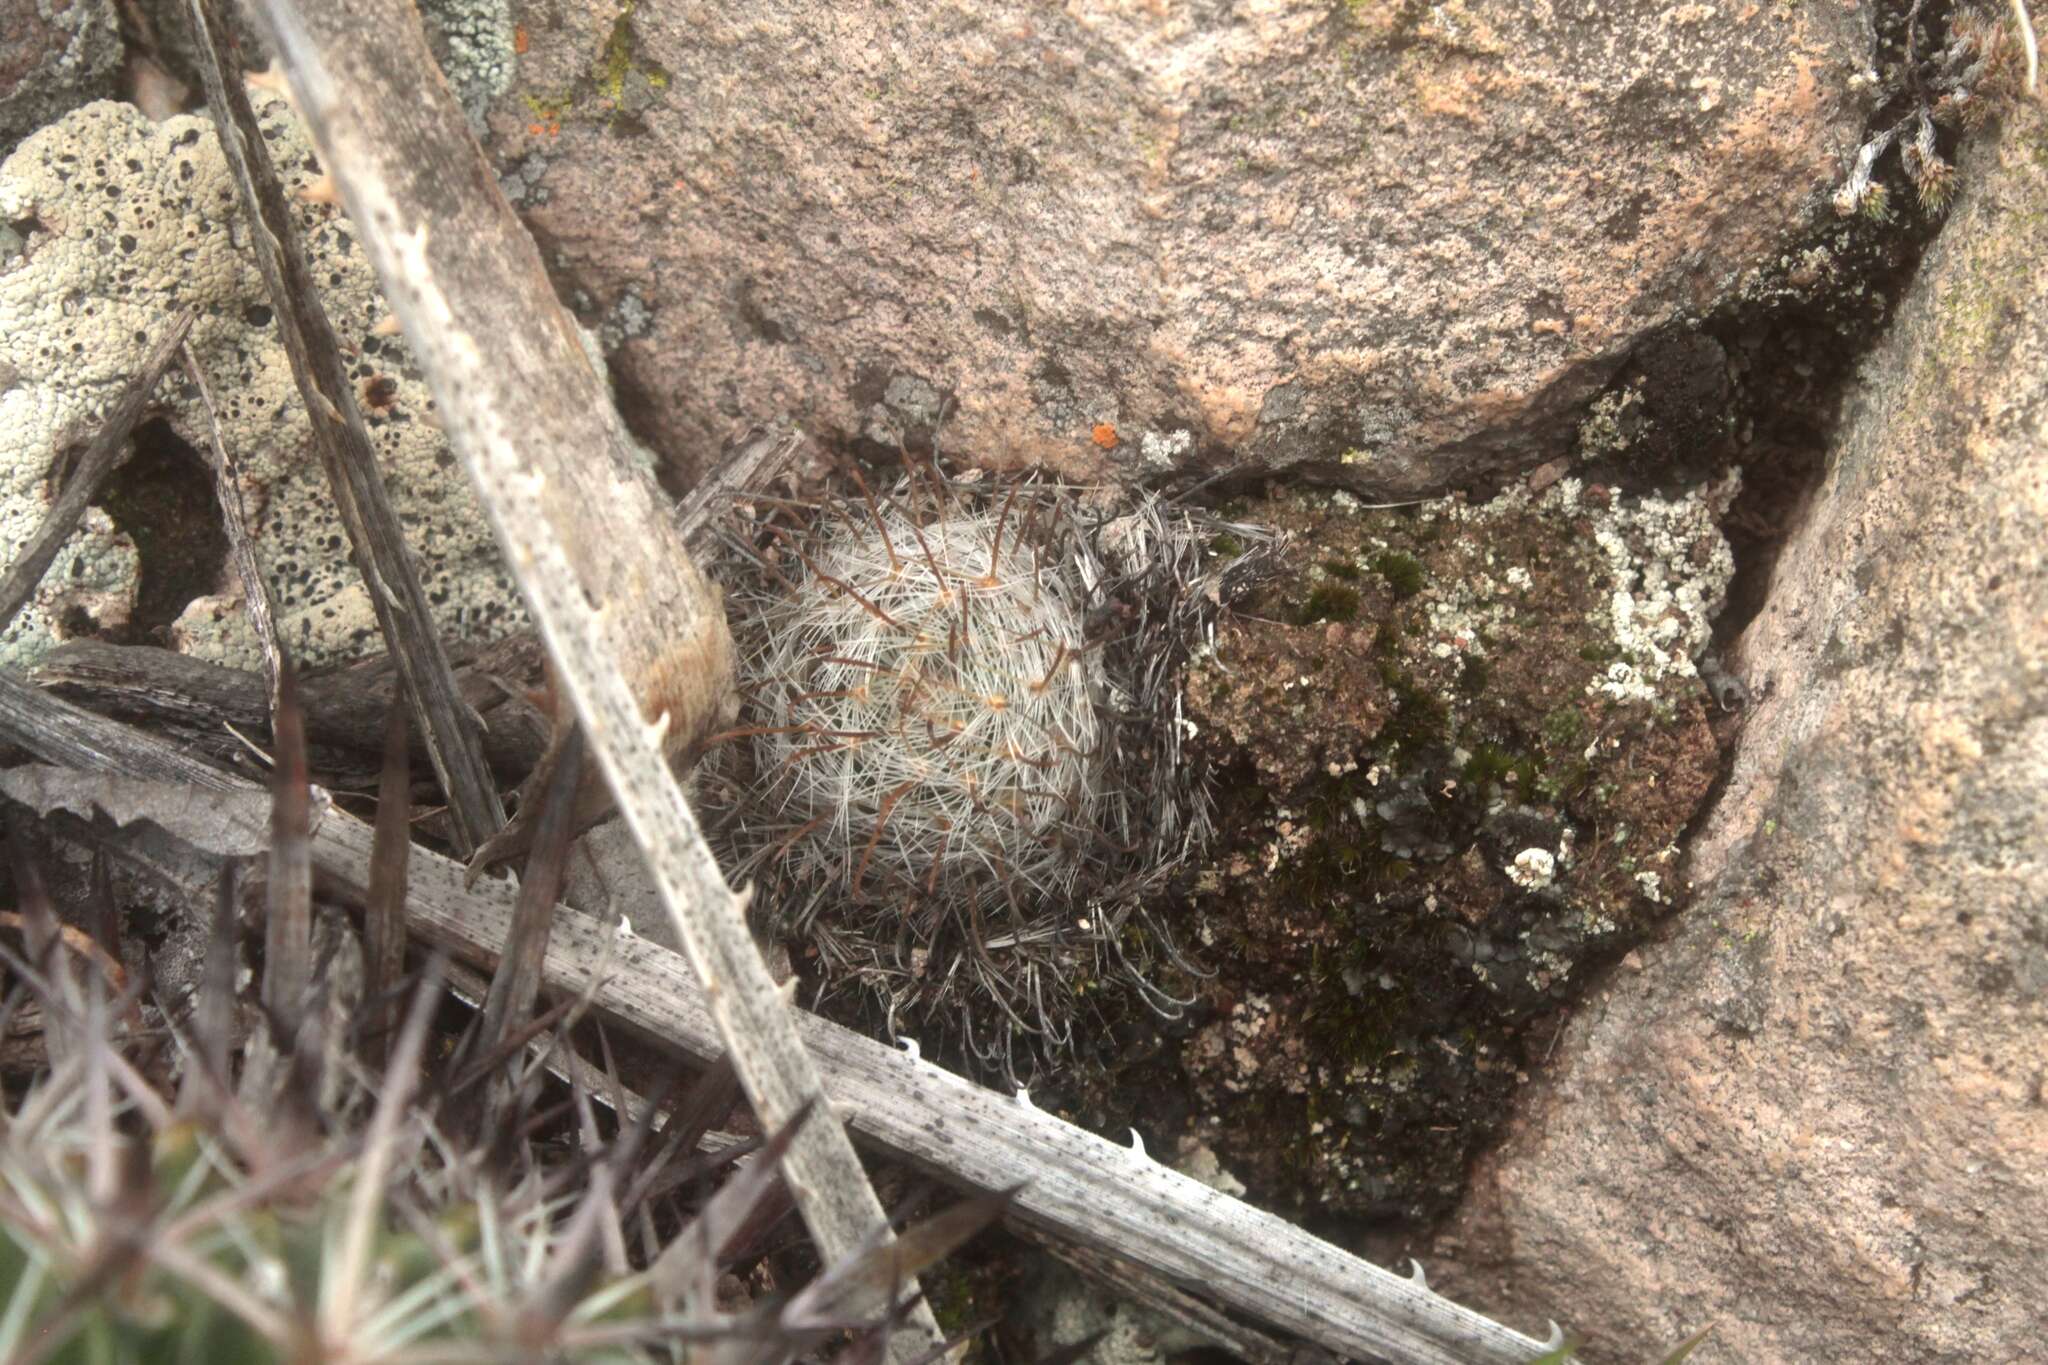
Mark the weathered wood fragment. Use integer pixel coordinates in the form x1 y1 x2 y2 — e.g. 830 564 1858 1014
0 680 1552 1364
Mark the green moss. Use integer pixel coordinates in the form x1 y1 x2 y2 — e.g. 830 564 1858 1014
1540 705 1587 746
1462 743 1539 800
1376 663 1450 755
1578 639 1621 664
1301 889 1472 1082
1211 532 1245 558
1535 761 1587 805
1301 975 1407 1071
1460 743 1511 783
922 1260 984 1336
1371 550 1426 599
1320 558 1363 581
1300 584 1362 625
1286 771 1417 895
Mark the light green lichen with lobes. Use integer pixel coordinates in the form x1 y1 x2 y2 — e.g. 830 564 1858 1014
0 98 523 669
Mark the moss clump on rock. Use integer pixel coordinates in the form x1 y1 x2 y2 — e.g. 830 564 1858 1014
1072 475 1735 1225
1299 583 1363 624
1371 549 1427 599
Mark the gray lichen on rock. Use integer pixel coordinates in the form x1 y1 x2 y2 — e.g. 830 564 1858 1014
0 98 523 668
0 0 122 154
417 0 520 126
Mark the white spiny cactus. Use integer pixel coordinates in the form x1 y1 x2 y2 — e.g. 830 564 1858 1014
716 464 1277 1079
744 497 1104 908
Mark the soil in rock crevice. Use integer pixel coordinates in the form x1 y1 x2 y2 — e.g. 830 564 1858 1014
1056 478 1732 1227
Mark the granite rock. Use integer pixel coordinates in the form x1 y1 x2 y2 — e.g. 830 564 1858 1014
1431 98 2048 1364
491 0 1872 490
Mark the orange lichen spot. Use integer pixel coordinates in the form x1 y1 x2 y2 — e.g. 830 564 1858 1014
528 122 545 136
1091 423 1119 450
514 25 530 54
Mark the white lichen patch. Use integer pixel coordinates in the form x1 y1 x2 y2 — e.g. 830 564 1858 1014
1574 385 1644 462
1583 472 1739 704
0 99 522 668
1308 470 1735 725
1508 847 1557 890
1139 427 1193 469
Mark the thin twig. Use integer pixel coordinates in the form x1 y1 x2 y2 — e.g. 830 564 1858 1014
261 660 312 1018
32 638 551 784
363 702 411 1067
178 344 285 719
183 0 505 857
677 427 807 548
468 726 581 1123
0 671 242 791
0 309 195 636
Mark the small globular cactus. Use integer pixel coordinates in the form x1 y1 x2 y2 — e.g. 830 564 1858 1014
741 487 1105 909
716 460 1275 1078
